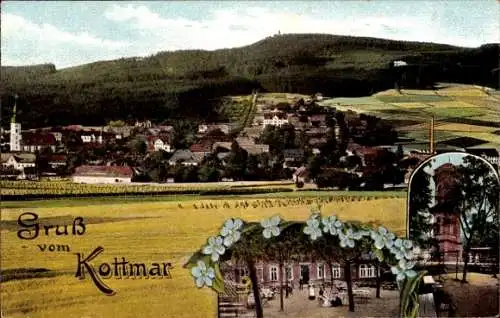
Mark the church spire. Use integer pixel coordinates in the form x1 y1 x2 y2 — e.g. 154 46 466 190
11 94 18 123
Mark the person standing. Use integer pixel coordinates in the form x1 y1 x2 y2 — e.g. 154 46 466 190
308 284 316 300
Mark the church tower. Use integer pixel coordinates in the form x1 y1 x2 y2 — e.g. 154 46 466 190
10 94 21 152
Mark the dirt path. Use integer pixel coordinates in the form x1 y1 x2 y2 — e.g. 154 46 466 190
252 287 400 318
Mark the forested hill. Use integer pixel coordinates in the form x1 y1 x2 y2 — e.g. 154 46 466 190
1 34 498 128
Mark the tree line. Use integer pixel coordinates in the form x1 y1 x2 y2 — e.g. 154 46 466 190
2 34 497 129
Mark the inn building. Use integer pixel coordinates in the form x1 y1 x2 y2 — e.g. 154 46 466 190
223 257 379 289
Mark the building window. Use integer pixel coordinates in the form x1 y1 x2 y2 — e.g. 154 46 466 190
257 267 264 282
317 263 326 279
286 265 293 281
434 220 441 235
238 268 249 278
331 263 341 279
270 266 278 281
359 264 376 278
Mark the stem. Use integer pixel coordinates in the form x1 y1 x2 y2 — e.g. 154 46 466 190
247 259 263 318
279 261 284 311
344 261 355 312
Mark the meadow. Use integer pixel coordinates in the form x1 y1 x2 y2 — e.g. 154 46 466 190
0 193 406 318
317 83 500 148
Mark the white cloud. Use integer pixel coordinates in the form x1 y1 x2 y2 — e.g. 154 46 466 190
102 4 458 56
2 13 128 48
1 12 129 67
2 4 497 68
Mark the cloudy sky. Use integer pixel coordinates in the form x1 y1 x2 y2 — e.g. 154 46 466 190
2 1 498 69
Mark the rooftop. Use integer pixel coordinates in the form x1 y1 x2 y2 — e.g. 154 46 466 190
73 165 134 178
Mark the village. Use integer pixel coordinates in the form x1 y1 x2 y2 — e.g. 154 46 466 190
1 92 499 188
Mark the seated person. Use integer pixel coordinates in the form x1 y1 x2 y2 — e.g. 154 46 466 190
318 295 331 307
331 295 342 307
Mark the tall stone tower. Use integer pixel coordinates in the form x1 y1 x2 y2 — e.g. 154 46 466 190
10 94 21 152
430 163 462 262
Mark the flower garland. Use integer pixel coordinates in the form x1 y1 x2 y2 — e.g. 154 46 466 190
187 210 421 289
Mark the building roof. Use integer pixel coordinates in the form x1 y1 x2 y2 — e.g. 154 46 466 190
168 149 208 164
169 149 194 162
305 127 328 136
212 142 232 152
192 152 209 163
189 143 213 153
308 137 327 146
147 135 171 143
356 147 381 156
235 137 255 145
310 114 327 122
212 142 269 155
263 113 287 120
217 152 231 161
199 123 239 130
22 132 56 146
242 144 269 155
293 166 309 177
47 154 67 162
1 153 36 163
147 127 174 136
283 149 305 158
73 165 134 178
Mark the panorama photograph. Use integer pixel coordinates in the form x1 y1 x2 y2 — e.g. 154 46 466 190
1 1 499 318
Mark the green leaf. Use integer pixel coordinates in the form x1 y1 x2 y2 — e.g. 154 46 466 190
184 251 206 269
399 270 427 318
241 223 260 234
212 262 225 294
374 248 385 262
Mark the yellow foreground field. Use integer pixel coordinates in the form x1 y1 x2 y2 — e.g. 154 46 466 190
0 197 406 318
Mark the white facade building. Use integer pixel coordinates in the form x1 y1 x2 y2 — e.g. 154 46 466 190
153 139 172 152
10 122 21 152
81 134 103 144
263 115 289 127
1 153 36 171
72 165 134 184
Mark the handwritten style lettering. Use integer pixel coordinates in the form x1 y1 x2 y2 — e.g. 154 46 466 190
75 246 172 295
17 212 86 240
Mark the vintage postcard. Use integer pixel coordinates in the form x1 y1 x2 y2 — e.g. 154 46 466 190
1 1 499 317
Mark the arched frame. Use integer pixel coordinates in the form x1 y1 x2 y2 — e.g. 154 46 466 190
405 151 500 238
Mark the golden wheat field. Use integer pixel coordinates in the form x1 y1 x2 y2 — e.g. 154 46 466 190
0 197 406 318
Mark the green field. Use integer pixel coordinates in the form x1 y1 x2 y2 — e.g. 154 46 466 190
317 84 500 148
1 193 407 318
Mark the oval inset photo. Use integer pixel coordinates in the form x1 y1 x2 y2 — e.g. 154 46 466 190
407 151 499 315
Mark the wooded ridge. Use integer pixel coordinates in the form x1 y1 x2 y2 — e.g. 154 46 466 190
1 34 498 128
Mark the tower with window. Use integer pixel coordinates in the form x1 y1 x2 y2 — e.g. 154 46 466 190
430 163 462 261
